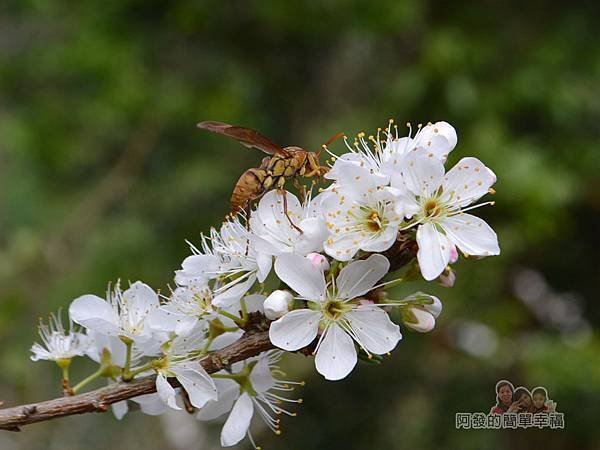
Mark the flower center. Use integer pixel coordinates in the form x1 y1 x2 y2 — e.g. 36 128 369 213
423 198 442 218
322 300 347 321
366 211 382 232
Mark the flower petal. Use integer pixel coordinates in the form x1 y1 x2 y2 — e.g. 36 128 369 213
359 222 399 253
416 223 452 281
315 324 357 381
269 309 320 351
249 356 276 394
257 190 303 226
149 307 199 337
274 253 326 300
324 153 365 181
221 393 253 447
414 121 458 158
123 281 160 315
196 378 240 421
132 393 169 416
111 400 128 420
294 217 327 255
175 254 219 285
441 157 496 208
400 149 445 197
345 306 402 354
155 373 181 410
440 214 500 256
331 162 388 199
323 229 362 262
173 363 218 408
213 274 257 308
69 295 120 335
255 252 272 282
85 331 128 367
336 254 390 299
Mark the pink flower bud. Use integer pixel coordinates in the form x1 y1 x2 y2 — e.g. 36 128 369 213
263 290 293 320
306 253 330 271
404 307 436 333
449 244 459 264
439 267 456 288
401 294 442 333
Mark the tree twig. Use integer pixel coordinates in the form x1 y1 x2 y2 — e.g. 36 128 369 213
0 331 273 432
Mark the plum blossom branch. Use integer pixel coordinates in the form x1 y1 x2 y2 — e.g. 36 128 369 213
4 118 500 448
0 331 273 431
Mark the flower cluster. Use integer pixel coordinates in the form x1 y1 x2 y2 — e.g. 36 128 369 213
30 120 499 448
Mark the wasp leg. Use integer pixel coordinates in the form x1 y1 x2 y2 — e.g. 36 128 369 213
244 201 252 255
280 189 303 234
304 155 329 178
292 177 307 201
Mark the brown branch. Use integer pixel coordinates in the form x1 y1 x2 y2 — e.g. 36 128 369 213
0 331 273 432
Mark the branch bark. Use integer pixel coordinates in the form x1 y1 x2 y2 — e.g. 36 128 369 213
0 331 273 431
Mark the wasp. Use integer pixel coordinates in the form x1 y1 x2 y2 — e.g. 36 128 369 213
197 121 342 232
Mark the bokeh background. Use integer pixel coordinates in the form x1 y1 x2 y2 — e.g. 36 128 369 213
1 1 599 449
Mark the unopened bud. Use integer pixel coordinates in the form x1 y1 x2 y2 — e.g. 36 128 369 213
306 253 330 271
400 294 442 333
439 266 456 288
402 307 436 333
449 244 459 264
264 290 293 320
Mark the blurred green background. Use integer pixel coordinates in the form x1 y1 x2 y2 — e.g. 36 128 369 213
1 0 599 449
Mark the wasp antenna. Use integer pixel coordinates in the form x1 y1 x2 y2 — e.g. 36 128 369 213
317 132 344 156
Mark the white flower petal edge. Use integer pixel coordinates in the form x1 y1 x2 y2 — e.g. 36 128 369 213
314 325 357 381
69 295 120 335
155 373 181 411
416 223 452 281
132 393 169 416
336 254 390 299
440 157 496 208
111 400 128 420
274 253 326 300
395 150 499 281
269 309 320 351
124 281 160 317
196 379 240 421
172 363 218 408
345 305 402 354
220 392 254 447
440 214 500 257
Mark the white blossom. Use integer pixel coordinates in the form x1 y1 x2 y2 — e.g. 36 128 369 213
250 190 327 258
393 149 500 280
326 121 457 185
30 312 90 362
153 328 218 411
69 281 161 352
269 254 401 380
320 166 404 261
177 217 271 308
197 351 302 448
148 285 216 337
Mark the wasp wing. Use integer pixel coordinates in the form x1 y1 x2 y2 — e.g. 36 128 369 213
197 121 289 157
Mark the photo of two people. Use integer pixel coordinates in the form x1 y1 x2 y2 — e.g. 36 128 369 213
491 380 557 415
